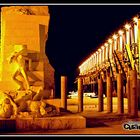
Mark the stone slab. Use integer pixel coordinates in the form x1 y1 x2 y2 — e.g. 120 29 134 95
16 115 86 131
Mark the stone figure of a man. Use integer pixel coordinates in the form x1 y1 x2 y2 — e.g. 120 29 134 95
7 45 30 90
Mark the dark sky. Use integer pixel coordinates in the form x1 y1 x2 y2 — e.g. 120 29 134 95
46 5 140 95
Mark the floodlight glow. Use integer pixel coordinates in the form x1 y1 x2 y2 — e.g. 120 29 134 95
104 43 108 47
125 24 131 30
101 46 104 49
113 34 117 39
118 30 124 35
133 17 138 23
108 39 112 43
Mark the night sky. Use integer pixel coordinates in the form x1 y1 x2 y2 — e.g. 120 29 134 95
46 5 140 96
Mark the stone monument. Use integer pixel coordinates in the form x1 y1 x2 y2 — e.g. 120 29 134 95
0 6 86 132
0 6 55 98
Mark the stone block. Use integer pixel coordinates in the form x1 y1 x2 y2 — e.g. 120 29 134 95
16 115 86 131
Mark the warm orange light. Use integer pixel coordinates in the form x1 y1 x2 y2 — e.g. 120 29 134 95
125 24 131 30
104 43 108 47
108 39 112 43
113 34 117 39
118 30 124 35
133 17 138 23
101 46 104 49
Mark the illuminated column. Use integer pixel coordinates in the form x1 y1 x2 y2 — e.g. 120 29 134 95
105 43 109 61
93 53 96 70
87 59 89 72
81 64 83 75
89 58 91 71
92 54 95 70
61 76 67 110
88 58 91 71
133 17 138 43
88 59 90 71
98 78 104 112
130 26 134 44
84 62 87 74
125 24 131 45
79 65 81 75
130 70 138 118
85 61 88 74
79 67 81 75
101 46 105 63
98 49 101 65
94 53 97 68
83 63 85 75
113 34 118 51
91 54 94 70
96 51 99 67
78 77 83 112
90 57 92 70
118 30 124 52
79 64 84 75
93 53 96 69
117 73 124 114
89 58 91 70
108 39 113 59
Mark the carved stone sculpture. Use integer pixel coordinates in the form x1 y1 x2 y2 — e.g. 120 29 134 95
7 45 30 90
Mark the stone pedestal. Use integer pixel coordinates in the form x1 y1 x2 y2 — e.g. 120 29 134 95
16 115 86 131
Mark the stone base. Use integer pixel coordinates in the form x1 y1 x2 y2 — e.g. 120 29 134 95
0 115 86 132
16 115 86 131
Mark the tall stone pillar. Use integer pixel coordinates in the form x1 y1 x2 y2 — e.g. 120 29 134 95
78 77 83 112
126 74 131 114
117 73 124 114
130 70 138 118
61 76 67 110
107 75 113 113
98 78 103 112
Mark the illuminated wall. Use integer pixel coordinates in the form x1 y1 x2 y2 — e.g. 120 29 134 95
0 12 1 80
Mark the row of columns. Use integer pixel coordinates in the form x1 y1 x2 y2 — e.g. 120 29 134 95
97 70 138 117
60 70 138 118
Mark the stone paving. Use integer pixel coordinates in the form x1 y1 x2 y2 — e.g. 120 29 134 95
1 97 140 136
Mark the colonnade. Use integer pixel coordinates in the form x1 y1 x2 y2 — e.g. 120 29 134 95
60 14 140 118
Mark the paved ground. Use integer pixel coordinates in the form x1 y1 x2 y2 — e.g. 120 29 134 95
1 97 140 136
